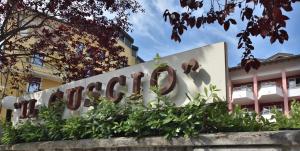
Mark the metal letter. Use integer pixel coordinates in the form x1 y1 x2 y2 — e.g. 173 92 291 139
150 65 177 95
131 72 144 94
106 75 126 103
66 86 84 110
84 82 102 107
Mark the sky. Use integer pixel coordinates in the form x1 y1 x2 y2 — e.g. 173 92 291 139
128 0 300 67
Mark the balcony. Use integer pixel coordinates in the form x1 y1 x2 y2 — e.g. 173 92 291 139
232 86 254 105
258 82 283 103
288 85 300 98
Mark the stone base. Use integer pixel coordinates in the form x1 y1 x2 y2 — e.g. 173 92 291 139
1 130 300 151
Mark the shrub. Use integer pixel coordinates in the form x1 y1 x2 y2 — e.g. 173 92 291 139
272 100 300 129
0 85 289 145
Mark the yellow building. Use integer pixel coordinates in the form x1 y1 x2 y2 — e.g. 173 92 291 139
0 11 143 122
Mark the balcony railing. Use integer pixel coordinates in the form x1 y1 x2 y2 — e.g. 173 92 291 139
232 86 254 105
288 86 300 98
258 82 283 102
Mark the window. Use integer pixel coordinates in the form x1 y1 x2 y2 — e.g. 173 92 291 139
261 81 276 87
76 43 85 54
99 51 106 60
27 78 41 93
289 77 300 88
20 22 29 36
31 53 44 66
124 37 132 48
243 108 254 116
261 105 282 115
233 84 252 91
119 33 132 48
132 49 137 57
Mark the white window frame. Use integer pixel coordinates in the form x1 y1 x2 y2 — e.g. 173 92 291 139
233 84 253 91
31 53 44 66
27 78 42 93
289 77 300 88
76 43 85 54
261 105 282 115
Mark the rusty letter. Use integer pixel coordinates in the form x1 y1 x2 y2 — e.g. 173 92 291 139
84 82 102 107
182 58 200 74
131 72 144 94
48 90 64 107
150 65 177 95
106 75 126 103
66 86 84 110
15 99 38 119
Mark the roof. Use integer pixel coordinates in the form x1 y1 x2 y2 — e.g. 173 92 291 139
137 56 144 63
119 30 134 43
266 53 294 61
230 52 300 71
132 45 139 51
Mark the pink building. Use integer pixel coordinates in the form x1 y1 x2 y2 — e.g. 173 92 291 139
228 53 300 118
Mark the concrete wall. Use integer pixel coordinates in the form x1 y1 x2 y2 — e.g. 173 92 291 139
8 42 228 124
1 131 300 151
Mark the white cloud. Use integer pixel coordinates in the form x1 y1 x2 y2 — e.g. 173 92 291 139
130 0 167 44
152 0 182 13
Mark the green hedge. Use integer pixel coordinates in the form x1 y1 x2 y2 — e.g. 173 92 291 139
1 85 298 144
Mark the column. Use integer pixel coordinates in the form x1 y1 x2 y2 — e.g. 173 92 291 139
228 81 233 112
253 74 260 115
282 70 289 116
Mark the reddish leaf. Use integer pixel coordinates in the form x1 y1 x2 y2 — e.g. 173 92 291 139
196 17 202 28
270 36 276 44
229 19 237 24
283 4 293 12
178 26 184 35
238 43 243 49
252 58 261 70
224 21 230 31
244 8 253 20
189 16 196 28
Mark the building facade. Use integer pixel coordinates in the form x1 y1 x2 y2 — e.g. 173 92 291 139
0 12 143 121
228 53 300 118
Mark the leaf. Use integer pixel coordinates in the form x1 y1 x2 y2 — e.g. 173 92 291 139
204 87 208 97
252 58 261 69
244 63 251 73
282 3 293 12
270 36 276 44
196 17 202 28
163 10 169 21
244 7 253 20
189 16 196 28
224 21 230 31
180 0 187 7
178 27 184 35
281 15 289 20
236 33 243 37
229 19 237 24
238 43 243 49
246 44 254 50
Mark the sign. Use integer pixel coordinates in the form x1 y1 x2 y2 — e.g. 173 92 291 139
1 42 228 124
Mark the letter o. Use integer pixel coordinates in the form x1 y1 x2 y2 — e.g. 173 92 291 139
150 65 176 95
